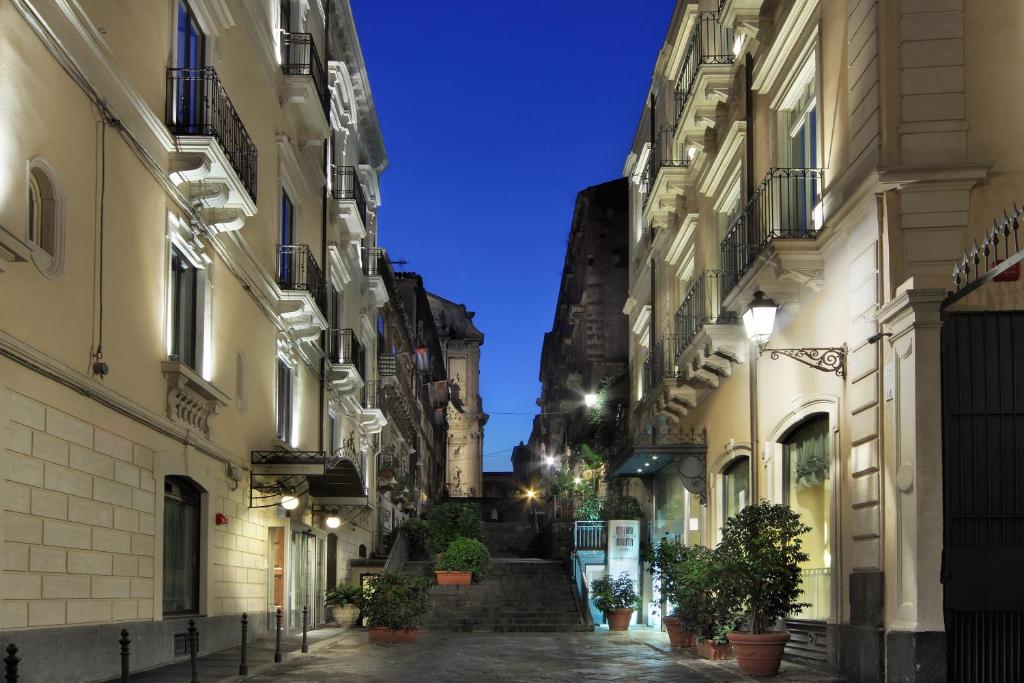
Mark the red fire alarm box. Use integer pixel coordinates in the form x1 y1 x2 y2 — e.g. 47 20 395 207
215 513 228 525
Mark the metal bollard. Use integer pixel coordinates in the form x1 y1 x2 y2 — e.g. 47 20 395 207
4 644 19 683
274 608 283 663
238 613 248 676
119 629 131 683
187 619 198 683
301 606 309 653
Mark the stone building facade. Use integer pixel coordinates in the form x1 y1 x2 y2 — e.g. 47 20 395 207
619 0 1024 680
0 1 408 679
428 293 487 498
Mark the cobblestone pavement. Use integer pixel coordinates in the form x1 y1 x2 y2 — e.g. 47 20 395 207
242 629 845 682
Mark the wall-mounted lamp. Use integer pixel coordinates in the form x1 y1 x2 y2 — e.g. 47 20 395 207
584 393 598 408
280 495 299 511
325 516 341 529
744 291 848 378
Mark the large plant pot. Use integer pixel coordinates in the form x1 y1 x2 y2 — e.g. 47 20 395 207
728 631 790 676
604 608 634 631
330 604 358 628
663 616 695 647
368 627 419 644
435 570 472 585
696 639 733 660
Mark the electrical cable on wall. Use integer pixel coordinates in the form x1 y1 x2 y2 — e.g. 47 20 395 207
91 102 120 378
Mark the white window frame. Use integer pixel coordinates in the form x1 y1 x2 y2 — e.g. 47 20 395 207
26 158 66 279
166 214 212 379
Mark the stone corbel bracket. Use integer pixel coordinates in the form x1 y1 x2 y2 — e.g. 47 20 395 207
161 361 230 436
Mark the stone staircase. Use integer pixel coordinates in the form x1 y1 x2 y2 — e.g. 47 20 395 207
403 558 591 632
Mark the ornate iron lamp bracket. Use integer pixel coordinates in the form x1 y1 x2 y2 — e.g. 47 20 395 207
760 344 848 378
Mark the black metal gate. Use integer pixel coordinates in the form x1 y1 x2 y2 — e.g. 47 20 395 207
941 311 1024 681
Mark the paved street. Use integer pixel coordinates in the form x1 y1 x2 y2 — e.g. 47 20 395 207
243 629 844 682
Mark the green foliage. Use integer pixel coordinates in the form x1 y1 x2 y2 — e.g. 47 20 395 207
549 468 578 500
585 373 629 467
605 495 643 520
424 502 486 554
575 494 604 521
402 518 430 560
580 444 604 471
435 536 491 578
662 545 741 642
717 501 811 633
356 572 432 629
324 582 361 607
590 573 640 613
642 540 690 598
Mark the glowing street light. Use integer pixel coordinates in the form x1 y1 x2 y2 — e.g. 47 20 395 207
325 516 341 529
544 455 555 468
584 393 598 408
525 489 537 499
280 495 299 511
742 290 778 348
573 477 582 486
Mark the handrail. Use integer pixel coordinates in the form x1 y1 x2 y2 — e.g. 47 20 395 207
571 552 595 629
383 527 409 573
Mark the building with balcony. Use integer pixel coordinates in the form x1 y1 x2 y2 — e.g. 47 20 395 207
0 1 393 678
620 1 1024 681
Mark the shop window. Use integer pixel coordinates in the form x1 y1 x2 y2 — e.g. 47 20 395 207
783 415 831 621
721 456 749 523
27 160 65 278
163 476 202 615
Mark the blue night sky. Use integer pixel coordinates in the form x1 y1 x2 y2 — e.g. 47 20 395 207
351 1 673 471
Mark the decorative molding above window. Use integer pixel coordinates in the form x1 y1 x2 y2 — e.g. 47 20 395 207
161 360 230 436
751 0 819 96
186 0 235 36
697 120 746 201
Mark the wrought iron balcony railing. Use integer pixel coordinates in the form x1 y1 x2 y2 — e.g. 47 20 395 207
329 328 365 377
720 167 825 297
363 380 380 410
331 165 368 227
362 246 382 277
280 32 329 117
277 244 327 317
640 126 689 209
378 352 397 377
165 67 258 202
674 270 738 356
251 450 326 468
674 11 735 128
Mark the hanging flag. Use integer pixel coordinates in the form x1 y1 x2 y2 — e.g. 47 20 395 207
414 346 430 372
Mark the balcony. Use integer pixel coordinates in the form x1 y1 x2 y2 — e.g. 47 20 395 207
360 379 387 434
330 165 369 240
641 126 691 224
720 167 825 307
378 352 397 379
280 32 330 136
166 67 258 229
672 11 735 140
361 246 388 309
609 429 709 503
327 328 365 393
276 244 328 337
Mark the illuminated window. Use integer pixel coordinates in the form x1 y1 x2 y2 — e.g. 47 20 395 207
170 244 200 369
721 457 749 523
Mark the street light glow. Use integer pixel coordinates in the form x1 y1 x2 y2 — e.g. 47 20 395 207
584 393 598 408
544 455 555 467
573 477 582 485
743 290 778 347
325 516 341 529
280 495 299 511
525 489 536 499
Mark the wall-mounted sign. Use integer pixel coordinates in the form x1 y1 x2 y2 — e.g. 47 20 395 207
606 519 640 626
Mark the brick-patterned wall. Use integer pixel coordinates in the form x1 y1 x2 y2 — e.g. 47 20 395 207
3 392 157 628
211 486 268 616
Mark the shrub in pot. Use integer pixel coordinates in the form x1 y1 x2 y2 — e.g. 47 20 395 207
424 501 486 554
663 545 740 654
718 501 811 676
325 582 361 627
402 518 430 560
642 540 692 646
357 572 432 643
590 573 640 631
435 536 490 585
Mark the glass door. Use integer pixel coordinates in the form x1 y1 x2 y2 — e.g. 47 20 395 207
174 1 205 131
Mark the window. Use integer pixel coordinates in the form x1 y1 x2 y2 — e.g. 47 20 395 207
279 190 294 283
775 60 821 236
26 161 65 277
783 415 831 621
170 244 200 369
721 456 749 523
163 476 201 615
276 358 293 443
174 1 205 131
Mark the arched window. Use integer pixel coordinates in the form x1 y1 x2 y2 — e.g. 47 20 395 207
782 414 831 620
358 544 367 559
721 456 750 523
163 476 202 615
27 159 65 277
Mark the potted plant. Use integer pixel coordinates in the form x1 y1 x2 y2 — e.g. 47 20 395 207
325 582 361 627
357 572 432 643
590 573 639 631
377 456 400 483
643 540 693 647
424 501 486 554
719 501 811 676
434 536 490 585
663 545 739 659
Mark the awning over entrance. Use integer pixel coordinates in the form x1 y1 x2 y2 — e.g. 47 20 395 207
609 429 708 503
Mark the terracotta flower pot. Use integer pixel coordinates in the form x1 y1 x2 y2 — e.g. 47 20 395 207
330 604 359 627
435 570 472 585
368 626 419 644
728 631 791 676
378 468 395 481
604 608 634 631
663 616 695 647
696 639 733 660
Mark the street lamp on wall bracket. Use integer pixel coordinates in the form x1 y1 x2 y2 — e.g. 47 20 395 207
743 291 848 379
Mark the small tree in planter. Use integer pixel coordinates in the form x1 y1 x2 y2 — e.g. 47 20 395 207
642 540 692 646
718 501 810 676
357 572 433 643
435 536 490 585
590 573 640 631
424 501 486 554
325 582 362 627
402 518 430 560
663 545 741 657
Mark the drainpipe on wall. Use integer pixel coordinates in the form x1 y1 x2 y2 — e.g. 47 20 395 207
745 54 759 499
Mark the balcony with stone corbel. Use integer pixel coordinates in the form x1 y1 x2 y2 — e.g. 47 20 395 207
362 246 388 310
671 9 736 146
165 67 258 234
328 328 366 397
330 165 369 242
641 127 692 227
279 32 331 139
276 244 329 346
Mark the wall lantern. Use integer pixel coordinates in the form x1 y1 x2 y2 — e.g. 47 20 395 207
325 516 341 529
584 393 599 408
743 290 847 378
280 495 300 511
